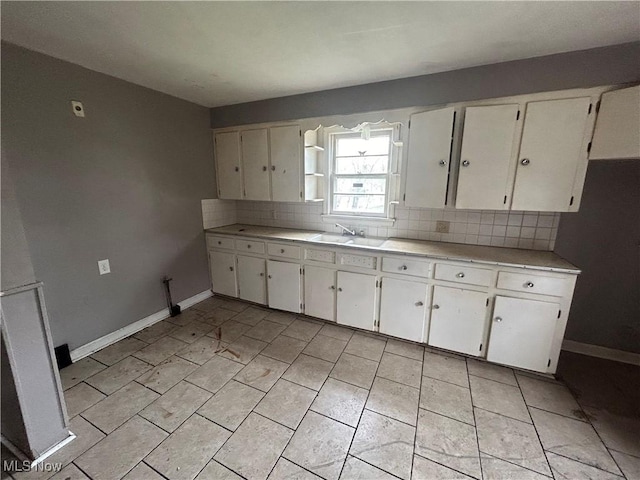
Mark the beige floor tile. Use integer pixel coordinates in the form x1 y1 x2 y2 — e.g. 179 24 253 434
191 296 225 313
530 407 621 475
245 320 287 343
198 380 264 430
317 324 353 342
385 339 424 361
91 337 147 366
261 335 308 364
467 359 517 386
218 335 268 364
415 409 480 479
140 381 212 432
215 413 293 480
198 307 237 326
219 299 250 313
233 306 270 326
195 460 243 480
475 408 550 476
412 455 473 479
479 453 548 480
82 382 159 433
121 462 166 480
377 352 422 388
254 379 316 429
48 464 89 480
281 319 322 342
546 452 622 480
583 405 640 457
303 334 348 363
344 334 386 362
86 357 151 395
176 336 228 365
423 351 469 388
207 320 251 344
517 374 585 421
168 321 215 344
60 357 107 390
265 311 297 326
75 416 167 480
350 410 414 480
233 354 289 392
310 378 368 427
282 354 334 390
64 382 105 418
185 355 244 393
133 336 190 365
284 411 354 480
268 458 321 479
166 308 205 327
145 415 230 480
610 450 640 480
470 375 530 423
136 356 199 394
133 321 178 344
366 377 419 426
340 456 397 480
420 377 474 425
330 353 378 389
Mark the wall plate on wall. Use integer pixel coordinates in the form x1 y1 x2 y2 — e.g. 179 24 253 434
71 101 85 117
98 259 110 275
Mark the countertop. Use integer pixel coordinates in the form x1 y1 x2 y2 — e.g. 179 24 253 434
205 224 580 274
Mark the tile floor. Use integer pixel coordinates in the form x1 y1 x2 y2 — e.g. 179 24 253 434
3 296 639 480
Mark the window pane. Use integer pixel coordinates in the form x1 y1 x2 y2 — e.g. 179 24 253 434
335 156 389 174
336 134 391 157
335 177 386 195
333 194 386 214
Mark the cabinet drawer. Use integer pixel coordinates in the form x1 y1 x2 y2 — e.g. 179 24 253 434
235 239 265 254
305 248 335 264
268 243 301 260
207 235 235 250
338 253 377 270
382 257 430 278
497 271 570 297
434 263 493 287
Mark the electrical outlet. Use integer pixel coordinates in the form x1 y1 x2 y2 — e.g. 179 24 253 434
98 259 110 275
435 221 450 233
71 101 85 117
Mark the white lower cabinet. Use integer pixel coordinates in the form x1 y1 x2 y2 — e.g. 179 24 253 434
379 277 428 342
336 271 377 331
428 286 487 356
267 260 301 313
304 266 336 322
487 296 559 372
236 255 266 304
209 250 237 297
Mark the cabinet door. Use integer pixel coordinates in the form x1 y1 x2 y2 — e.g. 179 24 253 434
456 105 519 210
304 265 336 322
488 296 559 372
241 129 271 201
405 107 455 208
214 132 242 200
267 260 301 313
379 277 428 342
590 86 640 160
336 271 377 331
511 97 591 211
428 286 487 356
209 251 237 297
237 255 266 304
270 125 302 202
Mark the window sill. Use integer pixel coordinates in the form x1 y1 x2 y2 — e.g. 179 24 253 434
321 214 396 227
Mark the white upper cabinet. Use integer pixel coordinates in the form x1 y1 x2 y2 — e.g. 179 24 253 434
214 131 243 200
511 97 592 212
405 107 455 208
270 125 302 202
590 85 640 160
456 105 520 210
241 128 271 201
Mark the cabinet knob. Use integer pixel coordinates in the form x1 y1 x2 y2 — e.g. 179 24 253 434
330 285 335 290
247 244 251 248
259 272 264 277
439 159 447 166
524 281 534 288
234 166 239 172
271 165 276 171
494 316 503 322
338 287 343 292
229 266 234 271
280 249 285 253
268 275 272 279
262 166 267 171
521 158 531 166
456 272 465 278
432 304 440 309
415 301 424 307
462 160 470 167
217 241 222 245
400 265 408 271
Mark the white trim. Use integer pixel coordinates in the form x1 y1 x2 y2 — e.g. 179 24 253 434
1 431 75 467
70 290 213 362
562 340 640 366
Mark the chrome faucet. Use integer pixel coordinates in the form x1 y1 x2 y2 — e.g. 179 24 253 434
335 223 356 236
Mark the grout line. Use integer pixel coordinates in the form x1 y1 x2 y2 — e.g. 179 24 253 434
479 451 553 479
141 460 171 480
465 356 484 480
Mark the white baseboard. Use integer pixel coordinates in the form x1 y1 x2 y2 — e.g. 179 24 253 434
562 340 640 366
70 290 213 362
1 431 75 467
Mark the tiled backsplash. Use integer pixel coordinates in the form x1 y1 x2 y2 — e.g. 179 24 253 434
201 199 237 229
205 199 560 251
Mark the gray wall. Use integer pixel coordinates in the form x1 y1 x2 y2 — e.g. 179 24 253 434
555 161 640 354
1 43 216 349
210 42 640 128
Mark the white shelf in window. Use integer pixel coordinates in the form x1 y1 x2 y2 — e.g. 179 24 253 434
305 198 324 203
305 145 325 151
305 173 325 177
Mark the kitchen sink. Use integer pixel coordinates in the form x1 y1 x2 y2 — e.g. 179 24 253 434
347 237 386 247
310 234 386 247
310 233 352 244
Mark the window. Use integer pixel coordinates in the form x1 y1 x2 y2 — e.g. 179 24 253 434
329 129 393 217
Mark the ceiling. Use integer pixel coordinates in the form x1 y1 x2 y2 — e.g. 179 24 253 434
2 2 639 108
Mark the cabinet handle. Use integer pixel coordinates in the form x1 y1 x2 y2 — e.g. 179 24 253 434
280 249 285 253
234 166 239 172
338 287 343 292
432 304 440 309
247 244 251 249
262 166 267 171
456 272 465 278
521 158 531 166
271 165 276 171
217 241 222 245
259 272 264 277
400 265 408 271
494 316 503 322
268 275 272 279
229 266 234 271
415 301 424 306
524 281 534 288
330 285 335 290
462 160 470 167
439 159 447 166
